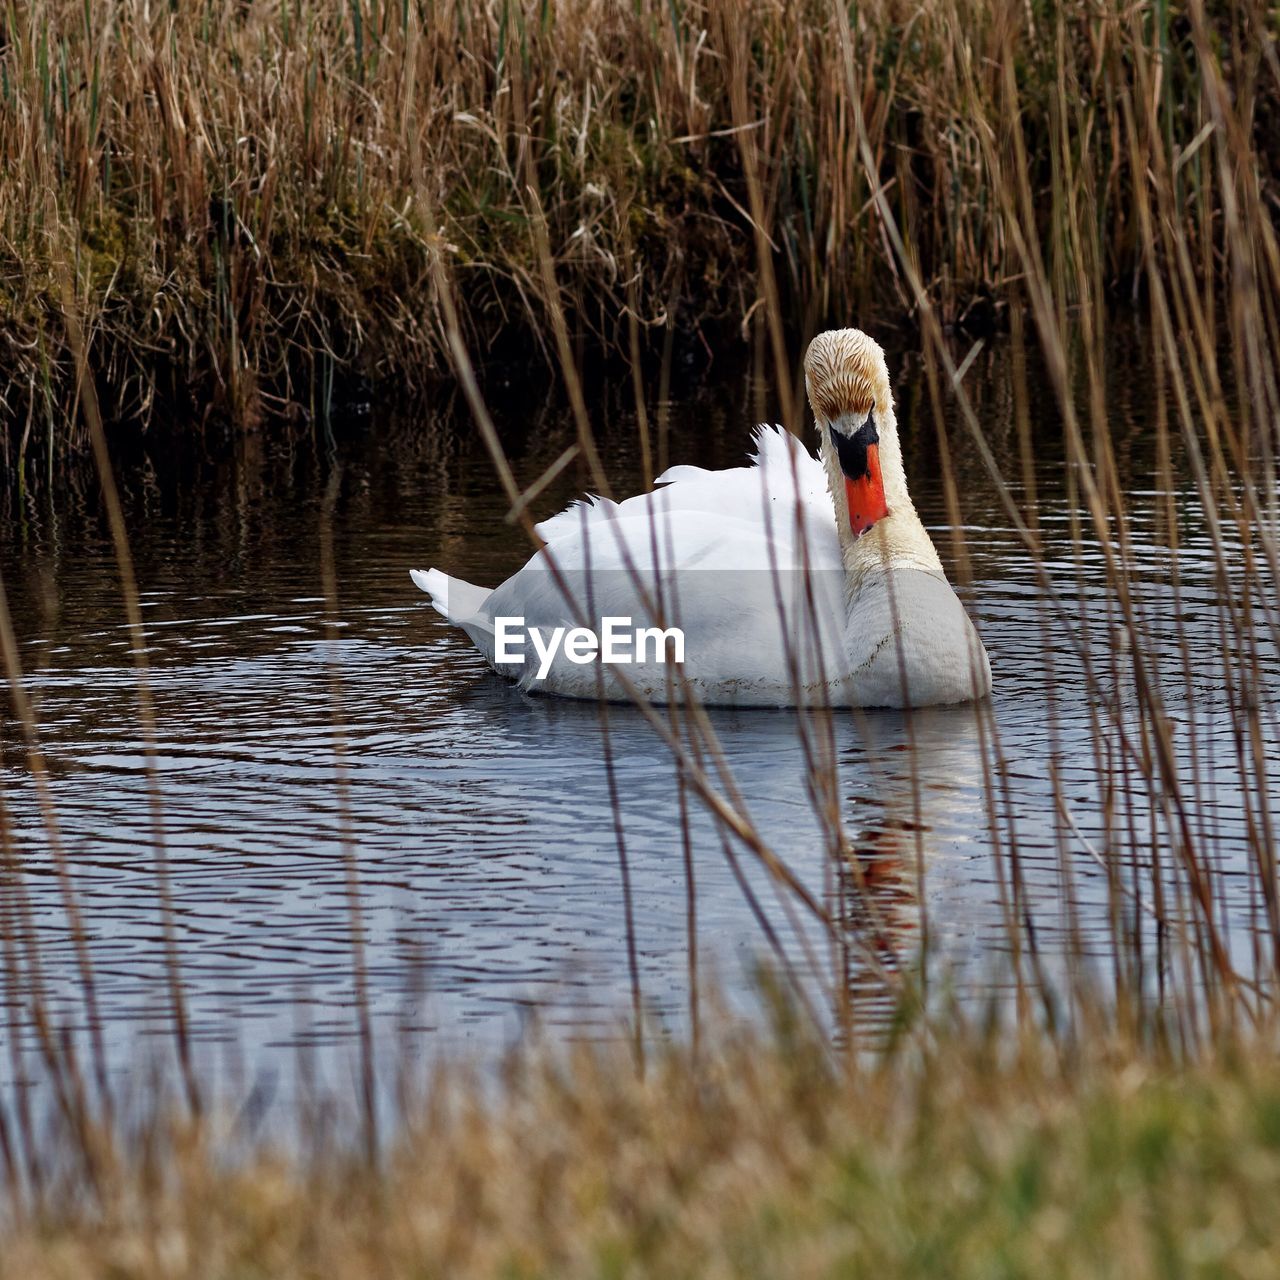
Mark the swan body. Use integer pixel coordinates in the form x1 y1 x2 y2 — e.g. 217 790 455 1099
413 330 991 708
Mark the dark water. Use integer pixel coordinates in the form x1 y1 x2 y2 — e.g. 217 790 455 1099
1 332 1277 1106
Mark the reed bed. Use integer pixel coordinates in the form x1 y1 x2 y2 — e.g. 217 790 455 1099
0 0 1278 1271
0 0 1275 458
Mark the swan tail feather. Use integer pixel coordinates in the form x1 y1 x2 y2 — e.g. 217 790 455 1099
410 568 488 623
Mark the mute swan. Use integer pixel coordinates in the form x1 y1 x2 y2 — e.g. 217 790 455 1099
413 329 991 708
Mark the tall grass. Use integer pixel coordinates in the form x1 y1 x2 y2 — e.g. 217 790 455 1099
422 0 1280 1047
0 0 1275 456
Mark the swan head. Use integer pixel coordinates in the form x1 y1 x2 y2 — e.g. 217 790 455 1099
804 329 909 545
803 329 987 704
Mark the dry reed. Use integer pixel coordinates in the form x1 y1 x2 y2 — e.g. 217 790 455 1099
0 0 1274 458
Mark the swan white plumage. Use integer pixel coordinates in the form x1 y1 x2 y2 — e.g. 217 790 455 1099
412 329 992 708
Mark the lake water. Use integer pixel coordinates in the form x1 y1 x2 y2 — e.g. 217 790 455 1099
1 329 1277 1110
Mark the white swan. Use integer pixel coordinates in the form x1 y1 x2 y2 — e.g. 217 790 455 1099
413 329 991 708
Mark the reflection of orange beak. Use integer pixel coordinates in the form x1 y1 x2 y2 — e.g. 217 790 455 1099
844 443 888 539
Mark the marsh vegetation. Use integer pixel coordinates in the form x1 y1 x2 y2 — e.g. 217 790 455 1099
0 0 1275 442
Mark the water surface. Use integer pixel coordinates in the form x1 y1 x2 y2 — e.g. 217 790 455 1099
1 332 1276 1106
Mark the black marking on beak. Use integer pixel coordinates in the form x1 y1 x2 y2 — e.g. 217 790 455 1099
830 412 879 480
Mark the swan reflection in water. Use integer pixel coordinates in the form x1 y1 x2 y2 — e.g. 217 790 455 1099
433 665 997 1039
827 702 997 1034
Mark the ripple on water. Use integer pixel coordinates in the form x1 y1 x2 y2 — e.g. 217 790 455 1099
2 353 1277 1101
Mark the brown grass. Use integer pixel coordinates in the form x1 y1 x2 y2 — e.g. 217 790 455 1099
5 1017 1280 1278
0 0 1275 457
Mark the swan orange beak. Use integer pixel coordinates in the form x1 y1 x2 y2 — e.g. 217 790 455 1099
832 413 889 539
844 446 888 539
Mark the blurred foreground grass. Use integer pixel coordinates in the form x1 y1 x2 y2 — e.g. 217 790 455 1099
4 1019 1280 1279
